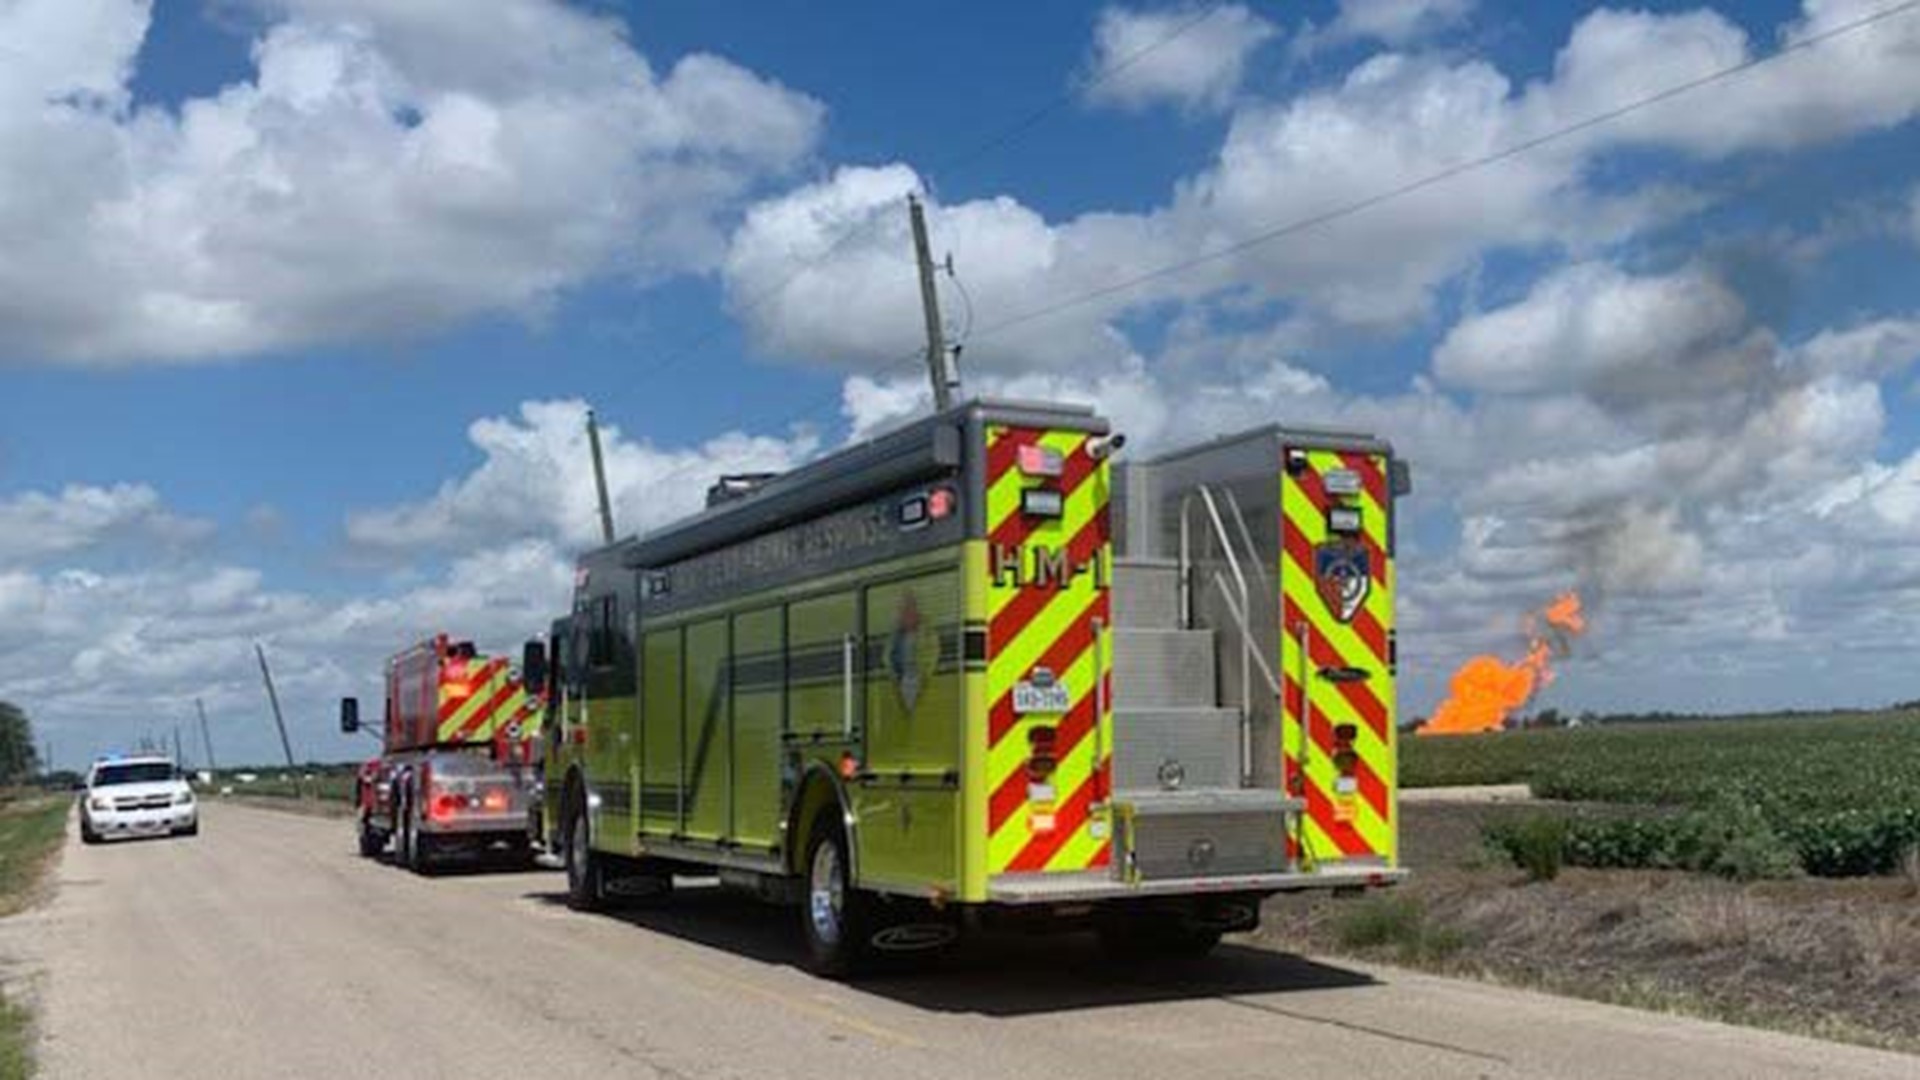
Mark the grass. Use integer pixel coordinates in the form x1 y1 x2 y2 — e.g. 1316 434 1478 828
0 795 71 1080
1261 797 1920 1055
0 798 69 918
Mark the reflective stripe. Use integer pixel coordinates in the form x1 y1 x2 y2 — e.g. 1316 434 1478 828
1282 447 1397 865
982 425 1113 876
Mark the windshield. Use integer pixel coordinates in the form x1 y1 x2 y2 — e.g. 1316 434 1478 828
92 763 178 786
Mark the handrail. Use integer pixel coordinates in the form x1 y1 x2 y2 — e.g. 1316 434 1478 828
1179 484 1263 786
1211 570 1282 699
1219 486 1272 593
841 633 855 740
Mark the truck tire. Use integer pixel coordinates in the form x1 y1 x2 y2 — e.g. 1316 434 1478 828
800 818 873 978
357 817 385 858
400 793 435 874
564 794 606 911
80 818 101 846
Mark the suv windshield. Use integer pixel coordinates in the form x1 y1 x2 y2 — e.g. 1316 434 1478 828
93 763 178 786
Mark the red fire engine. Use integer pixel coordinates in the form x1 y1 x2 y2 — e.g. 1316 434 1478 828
341 635 544 872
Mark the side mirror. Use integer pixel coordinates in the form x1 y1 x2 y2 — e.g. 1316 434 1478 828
1389 459 1413 497
522 640 548 694
339 696 360 734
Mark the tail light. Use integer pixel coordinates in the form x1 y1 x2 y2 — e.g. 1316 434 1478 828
1331 724 1360 822
1026 726 1058 784
481 789 509 813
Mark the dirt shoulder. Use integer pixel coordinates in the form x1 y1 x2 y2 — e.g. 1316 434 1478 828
0 796 74 1080
1254 801 1920 1055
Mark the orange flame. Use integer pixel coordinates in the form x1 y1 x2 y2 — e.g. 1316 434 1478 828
1419 591 1585 736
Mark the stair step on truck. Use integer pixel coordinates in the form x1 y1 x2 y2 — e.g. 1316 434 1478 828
1109 628 1217 709
1109 706 1243 791
1109 556 1183 630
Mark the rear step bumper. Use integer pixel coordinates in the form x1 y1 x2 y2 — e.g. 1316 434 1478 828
987 864 1407 904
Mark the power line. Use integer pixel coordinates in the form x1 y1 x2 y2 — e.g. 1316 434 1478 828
628 1 1920 515
617 4 1229 387
965 0 1920 344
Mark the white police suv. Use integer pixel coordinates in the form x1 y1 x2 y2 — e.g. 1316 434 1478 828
79 755 199 843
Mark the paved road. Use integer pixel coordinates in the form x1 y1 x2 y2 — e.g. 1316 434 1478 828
3 803 1912 1080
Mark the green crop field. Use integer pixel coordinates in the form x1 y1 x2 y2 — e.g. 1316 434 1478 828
1404 711 1920 877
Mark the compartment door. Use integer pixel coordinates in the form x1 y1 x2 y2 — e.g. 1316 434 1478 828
1280 446 1397 866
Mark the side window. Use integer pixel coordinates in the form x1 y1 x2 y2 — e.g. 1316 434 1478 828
589 594 618 668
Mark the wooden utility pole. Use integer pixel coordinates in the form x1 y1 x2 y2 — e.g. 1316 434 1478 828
587 408 616 544
195 697 218 774
909 194 959 411
254 643 297 771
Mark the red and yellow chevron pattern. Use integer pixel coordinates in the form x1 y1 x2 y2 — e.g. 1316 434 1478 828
982 425 1113 876
1281 448 1397 864
435 657 536 745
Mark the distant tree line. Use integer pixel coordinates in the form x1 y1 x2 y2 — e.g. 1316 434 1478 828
0 700 40 785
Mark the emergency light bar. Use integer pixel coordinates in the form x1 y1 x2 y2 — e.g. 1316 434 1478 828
1017 444 1064 477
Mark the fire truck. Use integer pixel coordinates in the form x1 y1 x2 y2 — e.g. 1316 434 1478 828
529 399 1409 973
341 635 543 872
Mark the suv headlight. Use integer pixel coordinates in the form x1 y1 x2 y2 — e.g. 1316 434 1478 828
88 796 110 812
174 790 195 805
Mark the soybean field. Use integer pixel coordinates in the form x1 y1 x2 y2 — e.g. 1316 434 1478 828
1404 711 1920 877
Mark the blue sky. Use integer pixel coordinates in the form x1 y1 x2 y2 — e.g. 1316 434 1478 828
3 0 1918 768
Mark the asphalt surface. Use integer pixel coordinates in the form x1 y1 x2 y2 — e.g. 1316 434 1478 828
4 802 1913 1079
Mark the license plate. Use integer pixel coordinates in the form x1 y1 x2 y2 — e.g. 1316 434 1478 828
1013 679 1071 713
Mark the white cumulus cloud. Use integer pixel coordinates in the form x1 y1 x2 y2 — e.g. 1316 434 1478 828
345 399 824 556
1080 4 1278 113
0 484 213 565
0 0 824 365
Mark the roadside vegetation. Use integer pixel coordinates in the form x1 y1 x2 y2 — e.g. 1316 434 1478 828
0 794 73 1079
1408 711 1920 878
1262 710 1920 1053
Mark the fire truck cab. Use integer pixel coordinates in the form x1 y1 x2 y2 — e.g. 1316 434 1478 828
534 400 1408 973
342 635 543 872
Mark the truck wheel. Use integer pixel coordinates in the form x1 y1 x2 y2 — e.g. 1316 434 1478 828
564 795 605 911
800 819 872 978
357 817 385 858
401 795 434 874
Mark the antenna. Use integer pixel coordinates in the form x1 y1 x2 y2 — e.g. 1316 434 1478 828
909 194 960 411
587 407 616 545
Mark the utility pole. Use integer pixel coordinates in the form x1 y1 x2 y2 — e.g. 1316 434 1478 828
195 697 218 775
909 194 959 411
254 643 298 772
172 726 184 769
587 408 616 545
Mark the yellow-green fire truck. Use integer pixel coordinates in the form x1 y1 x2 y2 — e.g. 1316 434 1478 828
530 399 1409 974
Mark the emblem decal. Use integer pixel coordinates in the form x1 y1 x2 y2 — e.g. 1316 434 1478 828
887 592 942 713
1313 539 1371 624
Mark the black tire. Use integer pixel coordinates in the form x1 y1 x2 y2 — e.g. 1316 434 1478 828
175 821 199 838
357 817 386 858
400 791 434 874
800 818 873 978
80 819 101 846
564 791 606 911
